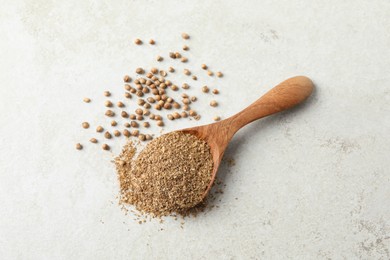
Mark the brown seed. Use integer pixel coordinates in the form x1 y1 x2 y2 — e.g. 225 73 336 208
130 87 136 93
137 115 144 120
182 83 190 89
175 52 181 58
121 111 129 118
163 103 172 109
165 80 172 86
104 131 112 139
202 86 210 93
210 100 218 107
90 138 98 143
145 79 152 86
182 98 190 104
140 78 146 84
169 52 176 59
158 100 165 106
146 73 153 79
76 143 83 150
143 109 150 116
138 134 146 141
83 98 91 103
134 79 140 84
201 64 207 70
82 122 90 129
123 129 130 137
151 75 158 81
114 130 121 137
183 45 189 51
105 110 115 117
181 93 189 98
147 97 155 103
156 56 163 62
189 110 197 116
173 102 181 109
151 67 158 74
183 69 191 76
124 84 131 91
136 68 145 74
167 114 174 120
104 91 111 97
149 114 155 120
102 144 110 150
135 108 143 115
213 116 221 121
124 122 130 128
131 130 139 136
137 99 145 106
149 39 155 45
155 115 162 120
134 38 142 45
168 67 175 73
181 57 188 63
212 89 219 94
159 83 167 89
131 121 139 128
145 134 153 140
124 75 131 82
181 33 190 39
194 115 201 121
136 90 143 97
117 101 125 107
142 87 149 94
181 111 188 118
156 120 164 126
172 112 181 119
192 75 197 80
160 70 167 77
111 120 117 126
143 103 151 109
154 95 161 101
105 100 113 107
170 85 178 91
154 104 162 110
216 71 223 78
190 96 197 102
96 126 104 132
129 114 136 120
183 105 190 111
143 122 150 128
207 70 214 76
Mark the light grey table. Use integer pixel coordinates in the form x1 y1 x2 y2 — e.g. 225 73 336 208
1 0 389 259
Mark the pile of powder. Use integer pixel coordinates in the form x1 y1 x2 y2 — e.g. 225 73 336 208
115 131 213 217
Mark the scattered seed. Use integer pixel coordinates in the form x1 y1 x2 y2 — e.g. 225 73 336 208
160 70 167 77
131 130 139 136
213 116 221 121
182 98 190 104
104 131 112 139
181 33 190 39
105 110 115 117
202 86 210 93
168 67 175 73
190 96 197 102
135 108 143 115
129 114 136 120
192 75 197 80
123 129 130 137
172 112 181 119
183 45 189 51
111 120 117 126
184 69 191 75
183 105 190 111
76 143 83 150
154 104 162 110
156 120 164 126
201 64 207 70
207 70 213 76
114 130 121 137
143 109 150 116
117 101 125 108
149 114 155 120
138 134 146 141
171 85 178 91
134 38 142 45
124 122 130 128
155 115 162 120
189 110 197 116
175 52 181 59
216 71 223 77
194 115 201 120
102 144 110 150
149 39 155 45
169 52 176 59
210 100 218 107
104 91 111 97
136 90 143 97
96 126 104 132
167 114 174 120
131 121 139 128
90 138 98 143
143 122 150 128
173 102 181 109
121 111 129 118
145 134 153 140
137 99 145 106
105 100 113 107
83 98 91 103
181 57 188 63
136 68 145 74
151 67 158 74
124 75 131 82
182 83 190 89
156 56 163 62
143 103 151 109
82 122 90 129
140 78 146 84
164 103 172 109
137 115 144 120
181 111 188 118
212 89 219 94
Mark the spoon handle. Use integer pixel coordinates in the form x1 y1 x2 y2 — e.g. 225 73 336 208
229 76 314 131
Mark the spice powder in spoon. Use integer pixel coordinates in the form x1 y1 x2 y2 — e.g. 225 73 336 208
115 131 213 217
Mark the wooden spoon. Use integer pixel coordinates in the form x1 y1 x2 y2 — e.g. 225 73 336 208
179 76 314 200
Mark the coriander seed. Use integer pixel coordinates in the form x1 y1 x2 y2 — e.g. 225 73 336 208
210 100 218 107
135 108 143 115
184 69 191 75
105 110 115 117
202 86 210 93
167 114 174 120
131 130 139 136
111 120 117 126
143 122 150 128
129 114 136 120
151 67 158 74
145 134 152 140
114 130 121 137
156 120 164 126
201 64 207 70
102 144 110 150
121 111 129 118
212 89 219 94
181 57 188 63
156 55 163 62
104 131 112 139
137 115 144 120
136 68 145 74
173 102 181 109
96 126 104 132
123 129 130 137
169 52 176 59
147 97 155 103
82 122 90 129
175 52 181 58
207 70 213 76
76 143 83 150
216 71 223 77
181 111 188 118
192 75 197 80
181 32 190 39
189 110 197 116
182 83 190 89
105 100 113 107
104 91 111 97
149 39 155 45
191 96 197 102
117 101 125 107
124 75 131 82
90 138 98 143
171 85 178 91
134 38 142 45
124 122 130 128
183 45 189 51
83 98 91 103
213 116 221 121
138 134 146 141
172 112 181 119
131 121 139 128
143 103 151 109
168 67 175 72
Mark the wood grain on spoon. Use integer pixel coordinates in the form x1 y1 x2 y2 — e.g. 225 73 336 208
179 76 314 200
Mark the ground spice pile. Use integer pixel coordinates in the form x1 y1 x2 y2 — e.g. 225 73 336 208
115 131 213 217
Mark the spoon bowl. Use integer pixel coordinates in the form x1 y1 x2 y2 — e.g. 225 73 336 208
179 76 314 200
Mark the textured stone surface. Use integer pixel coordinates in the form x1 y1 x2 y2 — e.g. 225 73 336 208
0 0 389 259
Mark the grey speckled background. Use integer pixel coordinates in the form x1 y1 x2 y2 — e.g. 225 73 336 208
0 0 389 259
